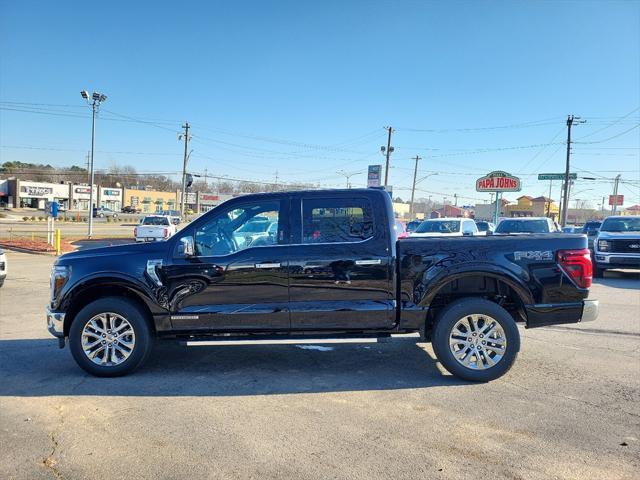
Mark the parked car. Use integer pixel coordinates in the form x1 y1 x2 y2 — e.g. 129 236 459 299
475 221 496 235
562 226 578 233
495 217 559 234
134 215 177 242
410 218 479 237
46 188 597 381
93 207 119 219
122 206 141 214
582 221 602 250
0 247 7 287
394 220 408 239
232 218 276 248
593 215 640 278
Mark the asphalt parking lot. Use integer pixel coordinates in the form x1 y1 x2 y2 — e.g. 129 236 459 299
0 251 638 480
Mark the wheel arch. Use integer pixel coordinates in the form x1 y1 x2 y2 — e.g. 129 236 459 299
61 278 162 336
419 267 533 333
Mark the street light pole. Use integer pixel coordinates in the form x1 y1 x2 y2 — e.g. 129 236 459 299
80 90 107 239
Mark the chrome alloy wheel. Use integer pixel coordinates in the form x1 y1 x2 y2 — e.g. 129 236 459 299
81 313 136 366
448 314 507 370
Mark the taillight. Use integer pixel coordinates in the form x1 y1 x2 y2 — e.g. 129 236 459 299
557 248 592 289
134 227 138 237
164 228 169 238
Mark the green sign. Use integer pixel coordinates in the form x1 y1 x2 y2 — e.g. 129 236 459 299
538 173 577 181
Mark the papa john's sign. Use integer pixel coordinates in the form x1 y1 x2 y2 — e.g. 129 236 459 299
476 171 521 192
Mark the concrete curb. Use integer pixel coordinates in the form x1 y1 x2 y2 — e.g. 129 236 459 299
0 243 57 256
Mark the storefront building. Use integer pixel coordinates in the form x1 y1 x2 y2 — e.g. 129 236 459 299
123 188 178 213
196 192 232 213
70 184 98 211
98 187 123 211
6 179 71 209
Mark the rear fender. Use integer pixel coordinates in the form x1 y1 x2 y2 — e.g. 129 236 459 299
417 263 534 308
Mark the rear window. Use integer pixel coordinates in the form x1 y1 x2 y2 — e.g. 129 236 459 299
142 216 170 226
302 197 374 243
415 220 460 233
496 219 550 233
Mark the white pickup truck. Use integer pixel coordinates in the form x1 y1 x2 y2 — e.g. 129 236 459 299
134 215 177 242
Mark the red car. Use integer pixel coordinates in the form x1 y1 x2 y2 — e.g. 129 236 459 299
394 220 408 239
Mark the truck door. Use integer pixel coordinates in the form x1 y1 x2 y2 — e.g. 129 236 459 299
162 195 290 331
288 193 395 330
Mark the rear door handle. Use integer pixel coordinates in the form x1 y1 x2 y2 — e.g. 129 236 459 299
255 262 281 269
355 259 382 265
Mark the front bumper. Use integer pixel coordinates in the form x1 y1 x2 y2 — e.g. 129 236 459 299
46 306 65 338
594 252 640 269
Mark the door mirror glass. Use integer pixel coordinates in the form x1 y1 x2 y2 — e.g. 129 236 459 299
179 236 195 257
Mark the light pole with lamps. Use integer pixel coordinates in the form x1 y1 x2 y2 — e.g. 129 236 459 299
410 172 438 218
80 90 107 239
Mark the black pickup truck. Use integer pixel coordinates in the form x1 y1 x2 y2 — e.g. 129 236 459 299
47 188 598 381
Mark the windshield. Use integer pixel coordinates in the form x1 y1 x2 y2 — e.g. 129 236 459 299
416 220 461 233
406 221 421 232
600 217 640 232
142 216 169 226
582 222 601 233
496 219 550 233
237 221 271 233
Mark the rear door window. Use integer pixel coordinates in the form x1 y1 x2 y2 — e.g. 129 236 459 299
301 197 374 244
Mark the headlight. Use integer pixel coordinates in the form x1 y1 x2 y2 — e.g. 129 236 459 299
597 240 610 252
50 265 71 305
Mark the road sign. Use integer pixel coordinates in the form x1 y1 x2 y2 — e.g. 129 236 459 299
538 173 577 181
609 195 624 206
367 165 382 187
476 171 521 192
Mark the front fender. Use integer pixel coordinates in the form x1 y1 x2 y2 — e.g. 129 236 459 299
59 272 168 317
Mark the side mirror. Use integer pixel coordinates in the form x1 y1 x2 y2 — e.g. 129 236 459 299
179 236 195 257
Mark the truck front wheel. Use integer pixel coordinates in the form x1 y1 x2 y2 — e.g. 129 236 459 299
431 298 520 382
69 297 153 377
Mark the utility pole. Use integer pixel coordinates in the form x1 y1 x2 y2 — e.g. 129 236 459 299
409 155 421 218
560 114 585 227
85 151 91 184
601 196 605 216
381 127 394 187
204 168 208 188
179 122 191 217
611 174 621 214
453 193 458 206
80 90 107 239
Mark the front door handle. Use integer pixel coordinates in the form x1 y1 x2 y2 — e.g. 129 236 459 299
255 262 281 269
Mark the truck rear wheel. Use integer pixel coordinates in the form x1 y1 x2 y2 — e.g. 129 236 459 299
431 298 520 382
69 297 153 377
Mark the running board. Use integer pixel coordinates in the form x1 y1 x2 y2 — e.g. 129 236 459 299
182 333 420 347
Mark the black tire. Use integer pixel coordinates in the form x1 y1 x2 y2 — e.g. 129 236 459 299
431 298 520 382
0 278 4 288
593 265 605 279
69 297 153 377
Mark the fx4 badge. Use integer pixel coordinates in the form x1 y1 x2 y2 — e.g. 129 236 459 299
514 250 553 261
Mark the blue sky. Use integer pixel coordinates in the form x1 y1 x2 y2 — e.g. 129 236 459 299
1 0 638 207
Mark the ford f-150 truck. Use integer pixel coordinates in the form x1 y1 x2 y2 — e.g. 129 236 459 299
46 188 598 381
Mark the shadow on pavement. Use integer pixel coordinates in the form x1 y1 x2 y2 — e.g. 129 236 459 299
593 270 640 289
0 339 467 397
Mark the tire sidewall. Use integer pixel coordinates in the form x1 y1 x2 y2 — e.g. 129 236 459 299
69 297 152 377
432 298 520 382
